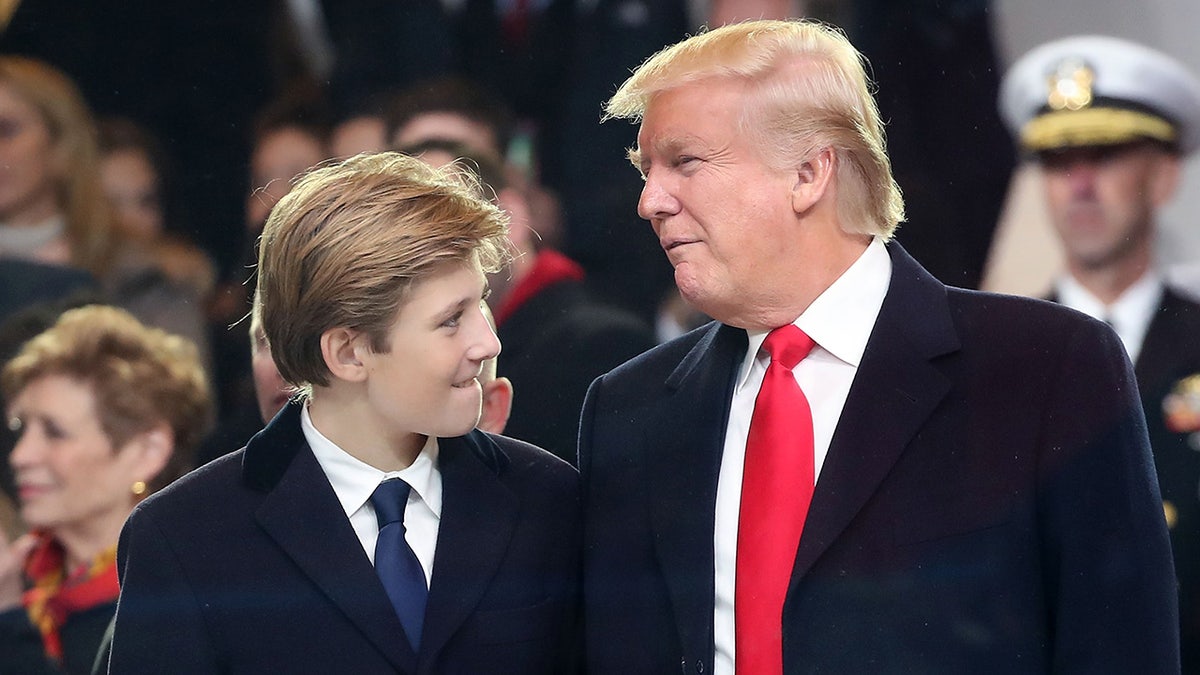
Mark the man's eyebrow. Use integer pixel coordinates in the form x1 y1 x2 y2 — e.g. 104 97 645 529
628 134 702 174
627 147 643 169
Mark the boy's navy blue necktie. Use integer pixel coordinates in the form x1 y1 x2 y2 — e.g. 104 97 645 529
370 478 428 650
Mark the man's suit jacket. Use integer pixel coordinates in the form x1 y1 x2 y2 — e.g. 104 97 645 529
109 402 579 674
579 243 1178 674
1046 285 1200 671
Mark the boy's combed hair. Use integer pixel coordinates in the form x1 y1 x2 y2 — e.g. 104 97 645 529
257 151 512 393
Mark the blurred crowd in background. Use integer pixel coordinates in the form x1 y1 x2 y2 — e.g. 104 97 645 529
0 0 1022 487
2 0 1200 671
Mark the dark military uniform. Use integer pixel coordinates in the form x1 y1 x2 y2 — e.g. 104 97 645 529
1136 287 1200 672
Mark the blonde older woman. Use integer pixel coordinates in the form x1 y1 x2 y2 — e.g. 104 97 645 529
0 56 111 275
0 305 210 674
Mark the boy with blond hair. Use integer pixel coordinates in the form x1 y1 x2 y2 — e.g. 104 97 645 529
110 153 579 674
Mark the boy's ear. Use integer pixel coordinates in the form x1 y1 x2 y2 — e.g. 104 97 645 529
321 327 369 382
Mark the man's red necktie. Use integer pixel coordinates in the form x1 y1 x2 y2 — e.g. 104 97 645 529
736 324 816 675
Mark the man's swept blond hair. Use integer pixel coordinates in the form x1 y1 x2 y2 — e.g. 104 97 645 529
606 19 904 237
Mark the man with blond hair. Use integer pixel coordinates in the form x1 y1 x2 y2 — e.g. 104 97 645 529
579 19 1177 674
108 152 579 674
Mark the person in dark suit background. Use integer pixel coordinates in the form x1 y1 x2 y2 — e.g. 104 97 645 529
108 152 579 673
999 34 1200 671
850 0 1015 290
580 19 1178 674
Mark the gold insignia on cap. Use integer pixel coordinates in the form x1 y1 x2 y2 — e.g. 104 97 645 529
1164 500 1177 530
1047 58 1095 111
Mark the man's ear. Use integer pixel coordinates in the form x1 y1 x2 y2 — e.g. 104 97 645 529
791 147 836 215
478 376 513 435
321 327 369 383
1149 153 1182 208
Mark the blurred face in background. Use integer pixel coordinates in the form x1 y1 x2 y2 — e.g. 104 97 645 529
330 115 387 159
7 374 148 539
246 126 326 231
0 82 60 226
250 323 291 423
392 113 501 159
1040 141 1179 271
101 147 163 239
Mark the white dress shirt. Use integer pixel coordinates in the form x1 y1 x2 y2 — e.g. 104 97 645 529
1055 271 1162 364
302 404 443 587
712 237 892 674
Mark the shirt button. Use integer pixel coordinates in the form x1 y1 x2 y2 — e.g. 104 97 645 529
695 660 705 673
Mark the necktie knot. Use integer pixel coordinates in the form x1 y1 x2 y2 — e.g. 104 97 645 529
370 479 411 529
762 324 815 370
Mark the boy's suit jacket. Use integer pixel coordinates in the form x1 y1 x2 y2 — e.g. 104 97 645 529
109 402 579 674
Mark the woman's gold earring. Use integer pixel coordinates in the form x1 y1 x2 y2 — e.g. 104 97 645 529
131 481 147 497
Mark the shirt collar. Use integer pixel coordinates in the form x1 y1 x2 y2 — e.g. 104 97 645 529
1056 271 1162 321
1055 271 1163 361
301 403 442 520
736 237 892 389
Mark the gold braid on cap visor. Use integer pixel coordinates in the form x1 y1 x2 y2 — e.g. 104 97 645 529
1021 107 1177 151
